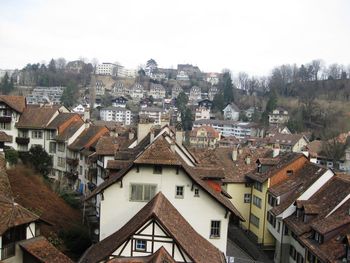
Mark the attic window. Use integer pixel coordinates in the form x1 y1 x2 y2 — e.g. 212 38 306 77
135 239 147 251
314 231 323 244
287 170 293 176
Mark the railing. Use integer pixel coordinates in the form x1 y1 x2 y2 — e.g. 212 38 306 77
0 116 12 123
0 242 15 260
15 137 30 145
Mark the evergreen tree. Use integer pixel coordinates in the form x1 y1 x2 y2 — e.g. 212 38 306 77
176 91 188 113
28 145 53 177
0 73 14 94
222 72 234 104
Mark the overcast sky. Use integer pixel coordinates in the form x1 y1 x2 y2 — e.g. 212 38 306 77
1 0 350 75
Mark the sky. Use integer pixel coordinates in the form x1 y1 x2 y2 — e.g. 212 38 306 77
1 0 350 76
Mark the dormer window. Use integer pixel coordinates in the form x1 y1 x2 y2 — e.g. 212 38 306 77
314 231 323 244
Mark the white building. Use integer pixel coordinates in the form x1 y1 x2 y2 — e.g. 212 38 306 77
139 107 163 125
269 108 289 124
96 63 117 76
223 103 240 121
176 71 189 81
95 80 105 96
206 73 220 85
189 86 201 102
130 83 144 100
100 107 132 125
117 67 137 78
194 107 211 121
149 84 166 99
171 83 183 98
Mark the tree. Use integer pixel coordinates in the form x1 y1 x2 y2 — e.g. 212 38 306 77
0 72 14 94
176 92 188 113
48 58 57 73
181 108 193 131
221 71 234 104
146 59 158 70
212 93 225 112
61 82 78 108
4 149 19 166
265 90 277 113
55 57 67 70
237 72 249 91
321 138 346 169
28 145 52 177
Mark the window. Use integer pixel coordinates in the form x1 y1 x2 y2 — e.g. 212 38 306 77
244 193 251 203
284 225 289 236
175 186 184 198
32 130 43 139
210 221 221 238
296 252 304 263
268 194 278 207
289 245 296 260
57 157 65 168
277 221 281 233
135 239 146 251
254 181 263 192
130 184 157 202
57 143 65 152
267 211 276 228
252 195 262 208
79 165 83 175
287 170 293 176
194 188 200 197
0 122 10 130
307 250 316 263
49 142 56 153
250 214 260 228
153 165 162 174
314 231 323 244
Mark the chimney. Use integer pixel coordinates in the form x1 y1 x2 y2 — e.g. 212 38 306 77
245 155 251 165
232 147 238 161
83 109 90 122
273 144 280 158
176 130 183 146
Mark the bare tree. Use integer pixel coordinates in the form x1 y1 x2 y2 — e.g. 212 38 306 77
55 57 66 70
237 72 249 90
310 59 323 81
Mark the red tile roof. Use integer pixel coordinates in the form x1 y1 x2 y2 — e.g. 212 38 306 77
79 192 226 263
19 236 73 263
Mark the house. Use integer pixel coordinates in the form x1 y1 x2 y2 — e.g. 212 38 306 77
266 163 334 262
223 103 240 121
265 133 309 153
149 84 165 99
171 83 183 98
0 95 26 149
208 86 219 101
100 107 132 125
15 105 69 152
194 107 212 121
117 67 137 78
0 154 73 263
96 63 118 76
193 119 263 138
72 104 86 114
197 98 213 109
218 136 241 148
111 96 128 108
283 174 350 263
266 125 291 137
139 97 153 108
269 108 289 124
95 80 105 96
67 125 109 194
130 83 144 100
66 60 85 73
111 81 125 96
176 71 189 81
206 73 220 85
139 107 163 125
84 131 244 257
189 86 201 102
189 125 220 148
26 86 64 105
244 152 309 247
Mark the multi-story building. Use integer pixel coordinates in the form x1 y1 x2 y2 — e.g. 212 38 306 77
95 80 105 96
111 96 128 108
171 83 183 98
100 107 132 125
96 63 117 76
194 107 212 121
208 86 219 100
189 125 220 148
269 108 289 124
176 70 189 81
189 86 201 102
139 107 163 125
149 83 166 99
130 83 144 100
111 81 125 96
26 86 64 105
206 72 220 85
223 103 240 121
193 119 263 138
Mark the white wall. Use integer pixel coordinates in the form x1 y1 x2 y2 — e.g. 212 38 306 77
100 165 229 253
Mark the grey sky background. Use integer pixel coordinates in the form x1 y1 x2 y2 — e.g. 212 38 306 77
1 0 350 75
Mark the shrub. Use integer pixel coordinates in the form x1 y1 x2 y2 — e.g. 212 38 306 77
4 149 19 165
59 226 91 257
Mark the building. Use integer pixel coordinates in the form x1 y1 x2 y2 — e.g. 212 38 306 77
176 71 189 81
100 107 132 125
265 134 309 153
66 60 85 73
139 107 163 125
149 83 166 99
26 86 64 105
0 95 26 149
269 108 289 124
189 86 201 102
95 80 105 96
193 119 263 138
206 73 220 85
197 98 213 109
223 103 240 121
208 86 219 101
111 96 128 108
189 125 221 148
111 81 125 96
171 83 183 98
72 104 87 114
129 83 144 100
96 63 117 76
117 67 137 78
83 132 244 260
194 107 212 121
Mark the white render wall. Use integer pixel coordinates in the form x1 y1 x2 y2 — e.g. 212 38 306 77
100 165 229 253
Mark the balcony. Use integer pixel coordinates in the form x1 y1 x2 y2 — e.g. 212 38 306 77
65 171 78 181
16 137 30 145
0 116 12 123
0 242 15 260
66 158 79 166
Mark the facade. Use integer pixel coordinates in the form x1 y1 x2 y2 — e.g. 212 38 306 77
194 107 211 121
189 86 201 102
189 125 221 148
193 119 262 138
26 86 64 105
95 80 105 96
149 84 165 99
269 108 289 124
117 67 137 78
139 107 163 125
176 71 189 81
130 83 144 100
208 86 219 101
96 63 117 76
171 83 183 98
223 103 240 121
111 96 128 108
100 107 132 125
206 73 220 85
265 134 309 153
111 81 125 96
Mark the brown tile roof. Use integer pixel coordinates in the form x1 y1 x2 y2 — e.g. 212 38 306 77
285 175 350 236
213 147 272 183
269 163 328 216
46 112 81 129
92 120 129 134
68 125 109 151
265 133 307 146
134 136 181 166
0 195 39 235
96 136 131 156
79 192 226 263
0 165 13 200
306 140 324 158
16 105 60 129
0 95 26 113
190 125 220 138
0 131 13 142
246 153 306 183
106 160 133 170
55 121 84 142
19 236 73 263
107 246 176 263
